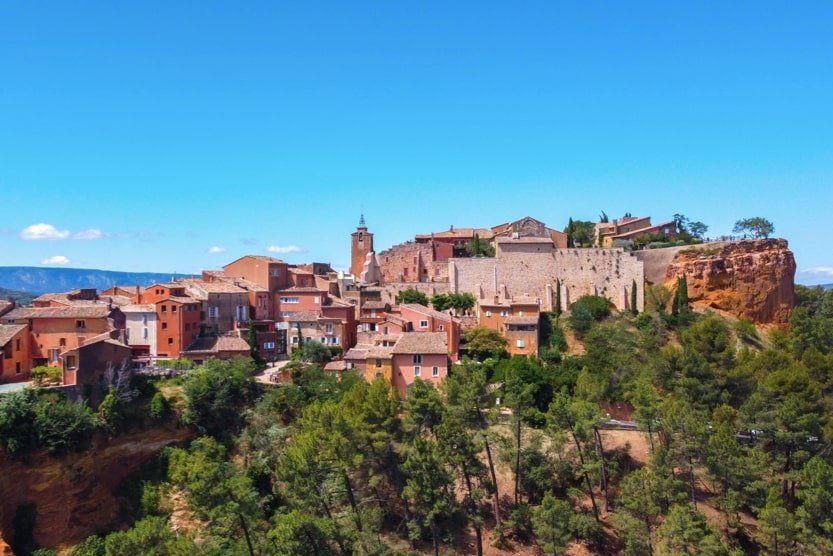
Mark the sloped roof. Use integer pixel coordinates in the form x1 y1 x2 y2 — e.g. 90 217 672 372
0 324 27 346
3 305 113 319
285 311 321 323
224 255 285 266
399 304 456 322
504 316 539 326
181 279 247 294
183 335 251 354
121 304 156 313
392 332 448 355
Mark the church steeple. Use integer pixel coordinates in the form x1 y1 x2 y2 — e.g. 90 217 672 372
351 214 373 277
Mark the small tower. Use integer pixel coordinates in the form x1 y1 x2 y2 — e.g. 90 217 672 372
351 214 374 278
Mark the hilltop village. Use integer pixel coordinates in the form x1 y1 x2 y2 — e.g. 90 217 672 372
0 214 795 398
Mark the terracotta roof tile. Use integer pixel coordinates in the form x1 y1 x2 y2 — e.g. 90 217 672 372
3 305 114 319
392 332 448 355
504 316 539 326
0 324 27 346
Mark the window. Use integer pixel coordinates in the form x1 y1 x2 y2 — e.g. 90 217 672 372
208 307 219 318
383 326 389 335
270 268 280 277
414 366 421 377
143 327 148 339
75 320 86 329
419 320 429 328
263 342 276 349
413 354 422 364
291 336 299 344
172 305 177 313
168 338 174 346
519 310 524 316
375 358 382 368
347 362 354 369
161 305 167 313
65 355 77 369
438 325 444 331
432 366 439 377
162 322 168 330
314 297 320 304
485 311 492 317
516 339 526 348
325 323 334 333
15 339 20 351
281 297 300 304
500 310 509 317
15 362 21 374
59 338 66 347
49 348 60 363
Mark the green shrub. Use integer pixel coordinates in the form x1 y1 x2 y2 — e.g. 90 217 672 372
635 312 654 331
71 535 105 556
149 392 168 421
571 295 612 320
34 393 98 454
31 365 62 386
734 318 760 346
97 390 123 432
140 482 162 516
1 390 98 456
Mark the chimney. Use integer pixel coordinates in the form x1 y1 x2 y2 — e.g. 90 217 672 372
135 285 142 304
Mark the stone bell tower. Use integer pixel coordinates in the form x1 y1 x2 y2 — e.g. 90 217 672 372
350 214 374 277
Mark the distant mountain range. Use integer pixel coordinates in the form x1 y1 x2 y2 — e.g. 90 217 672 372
0 287 38 306
0 266 194 294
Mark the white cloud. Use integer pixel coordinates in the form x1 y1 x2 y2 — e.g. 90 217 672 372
208 246 227 254
20 223 70 240
800 266 833 278
41 255 70 265
72 228 104 240
267 245 304 254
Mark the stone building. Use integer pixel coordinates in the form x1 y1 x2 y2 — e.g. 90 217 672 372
448 238 644 313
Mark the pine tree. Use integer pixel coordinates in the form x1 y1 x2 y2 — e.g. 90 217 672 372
631 279 638 315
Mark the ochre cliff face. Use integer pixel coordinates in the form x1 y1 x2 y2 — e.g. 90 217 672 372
0 424 192 551
664 239 796 324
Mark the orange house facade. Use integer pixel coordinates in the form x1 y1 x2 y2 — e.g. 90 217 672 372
0 324 31 382
1 306 124 367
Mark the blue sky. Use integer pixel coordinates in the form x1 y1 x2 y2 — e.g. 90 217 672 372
1 2 831 284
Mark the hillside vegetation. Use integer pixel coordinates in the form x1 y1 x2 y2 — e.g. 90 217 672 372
0 287 37 306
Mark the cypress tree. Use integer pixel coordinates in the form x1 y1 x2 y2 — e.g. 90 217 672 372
555 279 562 315
671 277 680 318
247 320 261 363
630 279 638 315
678 275 689 309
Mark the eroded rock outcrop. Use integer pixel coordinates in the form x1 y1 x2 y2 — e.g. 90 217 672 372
664 239 796 324
0 424 192 551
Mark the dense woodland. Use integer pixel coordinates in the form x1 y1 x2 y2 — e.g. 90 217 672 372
2 284 833 555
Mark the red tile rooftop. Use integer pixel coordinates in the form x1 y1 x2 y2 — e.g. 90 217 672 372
392 332 448 355
3 305 114 319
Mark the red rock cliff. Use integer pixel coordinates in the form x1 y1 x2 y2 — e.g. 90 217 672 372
0 424 192 551
664 239 796 324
